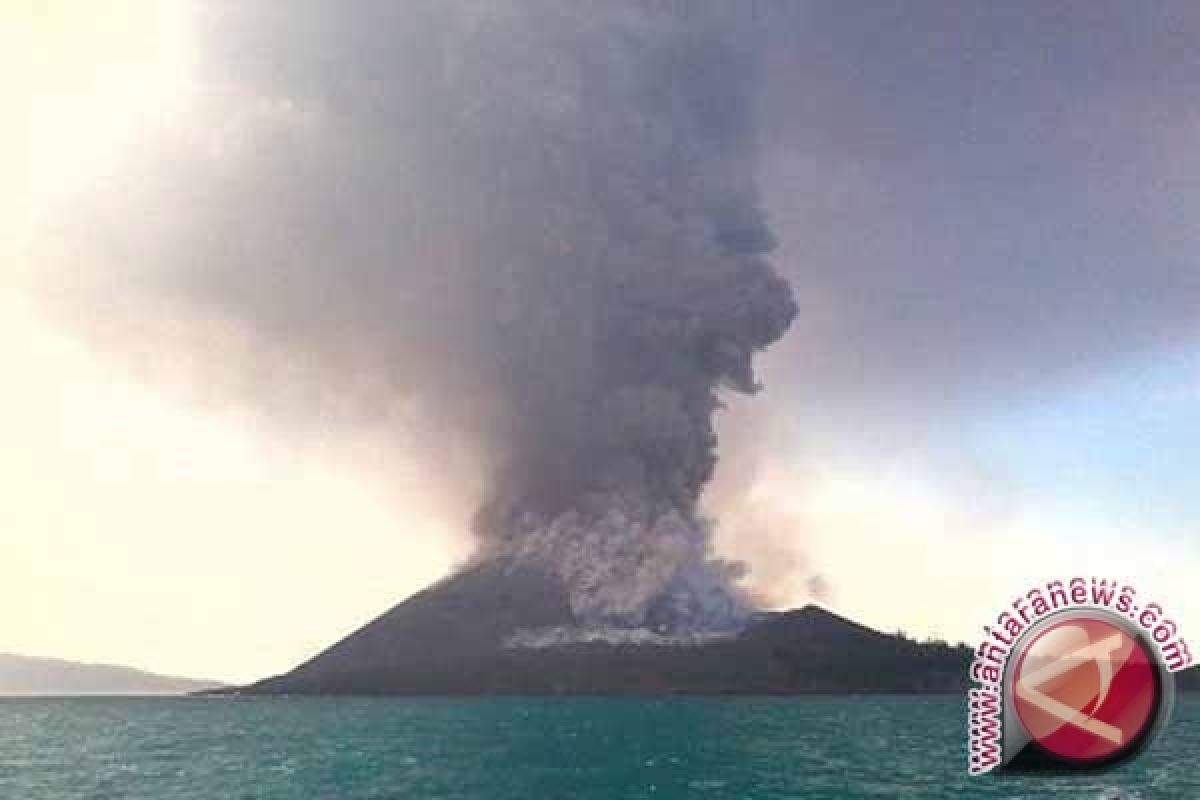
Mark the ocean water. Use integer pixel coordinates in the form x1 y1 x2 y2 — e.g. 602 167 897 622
1 695 1196 799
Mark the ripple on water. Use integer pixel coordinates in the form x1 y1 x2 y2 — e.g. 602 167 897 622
0 696 1197 799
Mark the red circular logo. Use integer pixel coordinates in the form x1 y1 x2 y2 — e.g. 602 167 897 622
1013 616 1159 764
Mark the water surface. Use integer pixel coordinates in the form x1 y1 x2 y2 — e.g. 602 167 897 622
1 695 1194 798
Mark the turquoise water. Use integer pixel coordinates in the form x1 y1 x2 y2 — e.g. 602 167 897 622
1 695 1196 798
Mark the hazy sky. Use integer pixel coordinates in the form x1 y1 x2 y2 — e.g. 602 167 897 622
5 1 1199 683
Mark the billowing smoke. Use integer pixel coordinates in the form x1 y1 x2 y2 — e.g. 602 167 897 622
443 3 795 631
41 2 795 632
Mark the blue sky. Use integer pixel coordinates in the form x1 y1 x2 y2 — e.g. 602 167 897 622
971 344 1200 538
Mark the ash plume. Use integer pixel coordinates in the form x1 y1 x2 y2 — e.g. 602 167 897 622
41 2 796 631
445 3 795 630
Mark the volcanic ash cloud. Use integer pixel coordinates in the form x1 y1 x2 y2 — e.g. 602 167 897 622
47 2 797 633
455 4 796 631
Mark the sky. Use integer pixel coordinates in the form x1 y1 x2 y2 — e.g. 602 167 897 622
4 1 1199 684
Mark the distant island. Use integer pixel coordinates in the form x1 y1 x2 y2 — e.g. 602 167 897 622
0 654 225 696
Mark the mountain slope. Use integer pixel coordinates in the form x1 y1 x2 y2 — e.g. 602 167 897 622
243 561 971 695
0 654 225 696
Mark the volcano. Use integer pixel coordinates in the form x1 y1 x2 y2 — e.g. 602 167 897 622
237 562 971 695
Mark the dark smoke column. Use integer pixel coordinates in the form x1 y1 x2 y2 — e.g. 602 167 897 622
449 4 797 633
28 0 800 640
154 2 796 636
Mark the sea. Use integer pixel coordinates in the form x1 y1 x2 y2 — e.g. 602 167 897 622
1 695 1195 799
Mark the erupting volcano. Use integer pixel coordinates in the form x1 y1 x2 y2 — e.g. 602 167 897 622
176 2 976 695
273 0 798 641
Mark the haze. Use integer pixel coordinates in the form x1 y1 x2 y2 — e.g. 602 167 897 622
4 1 1198 684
